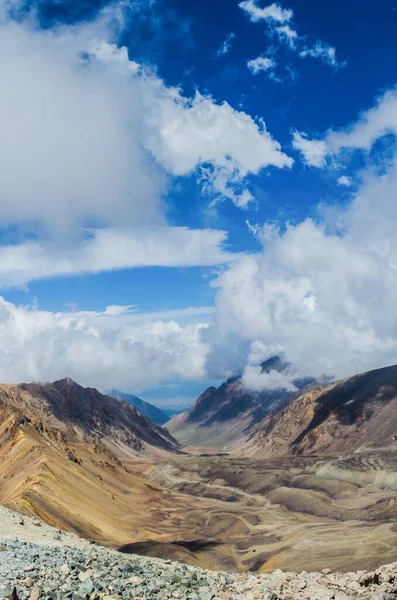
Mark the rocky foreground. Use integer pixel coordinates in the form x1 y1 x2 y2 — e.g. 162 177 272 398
0 508 397 600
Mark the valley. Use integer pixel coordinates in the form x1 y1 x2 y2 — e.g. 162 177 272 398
2 367 397 576
146 450 397 573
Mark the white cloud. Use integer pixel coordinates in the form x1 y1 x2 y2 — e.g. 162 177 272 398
240 1 344 72
0 19 163 236
337 176 354 187
142 87 292 200
200 88 397 387
326 88 397 153
0 227 235 288
293 88 397 168
291 131 327 167
299 42 344 68
205 136 397 384
0 8 293 285
275 25 298 49
238 1 293 24
216 32 235 57
0 297 208 389
204 167 255 209
247 56 276 75
242 365 298 391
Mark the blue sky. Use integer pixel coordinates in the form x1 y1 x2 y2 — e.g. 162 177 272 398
1 0 397 407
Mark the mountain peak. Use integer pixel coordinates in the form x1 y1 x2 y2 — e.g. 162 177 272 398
52 377 81 389
15 378 179 454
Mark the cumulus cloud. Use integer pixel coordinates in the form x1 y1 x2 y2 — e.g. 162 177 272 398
0 8 293 285
205 117 397 384
238 1 293 24
337 176 354 187
199 88 397 387
0 19 163 236
293 89 397 168
326 88 397 154
142 87 292 205
247 56 276 75
0 297 208 389
242 365 298 391
291 131 327 167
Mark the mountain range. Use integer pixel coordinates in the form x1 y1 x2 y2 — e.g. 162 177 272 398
167 356 312 449
242 363 397 458
106 388 170 425
2 364 397 572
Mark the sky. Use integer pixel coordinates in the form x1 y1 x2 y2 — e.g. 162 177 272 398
1 0 397 407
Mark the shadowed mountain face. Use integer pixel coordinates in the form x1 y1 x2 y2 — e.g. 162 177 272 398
242 364 397 458
107 388 169 426
20 378 179 451
167 356 310 448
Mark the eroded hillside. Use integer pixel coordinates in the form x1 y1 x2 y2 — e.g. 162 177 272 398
242 364 397 458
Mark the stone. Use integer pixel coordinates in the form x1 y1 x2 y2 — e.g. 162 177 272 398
126 577 143 585
60 564 70 575
78 577 94 596
78 569 93 582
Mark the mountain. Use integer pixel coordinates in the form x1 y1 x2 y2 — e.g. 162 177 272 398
2 371 397 573
167 356 311 448
107 388 169 425
163 408 184 418
242 363 397 458
0 378 186 548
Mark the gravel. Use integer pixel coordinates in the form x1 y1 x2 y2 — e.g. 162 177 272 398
1 507 397 599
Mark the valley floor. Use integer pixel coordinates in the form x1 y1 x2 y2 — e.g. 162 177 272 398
1 506 397 600
145 450 397 573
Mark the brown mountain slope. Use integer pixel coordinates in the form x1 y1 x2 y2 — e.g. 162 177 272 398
0 379 195 549
167 357 311 448
241 364 397 458
19 377 178 453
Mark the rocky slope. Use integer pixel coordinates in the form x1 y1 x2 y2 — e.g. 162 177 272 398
0 379 191 549
106 388 169 426
242 363 397 458
1 506 397 600
167 357 310 448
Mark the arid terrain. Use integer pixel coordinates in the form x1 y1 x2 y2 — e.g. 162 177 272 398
1 367 397 576
148 450 397 573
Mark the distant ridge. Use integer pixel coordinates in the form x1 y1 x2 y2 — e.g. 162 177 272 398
107 388 169 425
242 363 397 457
163 408 184 418
167 356 311 448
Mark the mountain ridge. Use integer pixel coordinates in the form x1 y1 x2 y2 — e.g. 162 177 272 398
241 363 397 458
106 388 170 426
0 378 190 550
167 356 311 448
